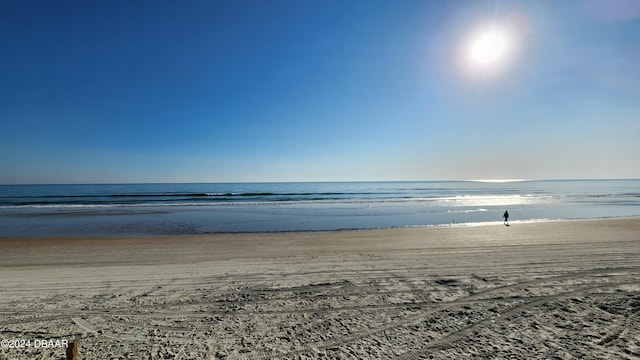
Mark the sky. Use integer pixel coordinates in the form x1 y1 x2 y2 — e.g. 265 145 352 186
1 0 639 184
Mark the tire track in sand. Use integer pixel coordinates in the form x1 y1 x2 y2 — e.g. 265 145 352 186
232 267 639 360
397 281 640 359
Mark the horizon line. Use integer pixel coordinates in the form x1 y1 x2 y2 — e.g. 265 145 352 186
1 178 639 186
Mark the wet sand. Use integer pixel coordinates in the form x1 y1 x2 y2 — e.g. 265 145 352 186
1 218 639 359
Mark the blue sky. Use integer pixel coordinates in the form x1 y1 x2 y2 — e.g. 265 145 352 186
1 0 639 184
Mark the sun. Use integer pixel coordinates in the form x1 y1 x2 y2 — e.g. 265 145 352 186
463 24 516 75
468 27 512 66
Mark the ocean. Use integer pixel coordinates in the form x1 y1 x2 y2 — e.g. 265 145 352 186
1 179 639 237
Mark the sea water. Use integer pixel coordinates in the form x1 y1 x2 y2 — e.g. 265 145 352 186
0 180 639 237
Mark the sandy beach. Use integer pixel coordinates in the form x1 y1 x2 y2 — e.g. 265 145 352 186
1 218 639 359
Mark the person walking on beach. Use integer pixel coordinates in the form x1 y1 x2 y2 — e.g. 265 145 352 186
503 210 509 225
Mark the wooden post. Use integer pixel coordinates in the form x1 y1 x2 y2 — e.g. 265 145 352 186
66 339 79 360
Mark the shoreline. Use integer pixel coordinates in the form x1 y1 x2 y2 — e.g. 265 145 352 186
2 217 639 267
2 215 640 241
1 217 639 358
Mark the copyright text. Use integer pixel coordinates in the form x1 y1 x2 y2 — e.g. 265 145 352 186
1 339 69 349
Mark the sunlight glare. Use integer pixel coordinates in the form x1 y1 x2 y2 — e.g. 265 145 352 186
463 24 516 75
471 179 529 183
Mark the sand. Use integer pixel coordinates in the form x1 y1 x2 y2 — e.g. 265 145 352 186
1 218 639 359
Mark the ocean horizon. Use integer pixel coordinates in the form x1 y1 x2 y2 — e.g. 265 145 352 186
1 179 639 238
